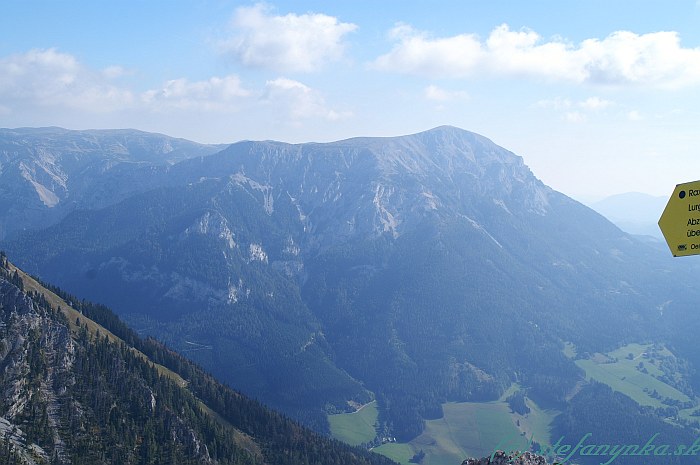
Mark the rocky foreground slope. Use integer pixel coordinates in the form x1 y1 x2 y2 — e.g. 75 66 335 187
0 252 395 465
462 451 552 465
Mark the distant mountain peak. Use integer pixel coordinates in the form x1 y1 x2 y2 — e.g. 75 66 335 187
415 124 481 137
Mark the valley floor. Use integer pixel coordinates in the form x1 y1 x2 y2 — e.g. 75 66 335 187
330 341 699 465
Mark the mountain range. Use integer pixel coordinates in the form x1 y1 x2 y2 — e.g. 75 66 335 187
0 126 224 240
2 126 700 463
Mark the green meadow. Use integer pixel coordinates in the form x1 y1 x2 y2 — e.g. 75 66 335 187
575 342 693 411
371 386 556 465
328 401 379 446
372 443 416 464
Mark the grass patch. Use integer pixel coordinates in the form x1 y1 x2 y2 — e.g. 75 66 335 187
575 343 691 410
373 443 416 464
353 386 558 465
509 396 557 449
386 390 557 465
420 401 523 464
328 401 378 446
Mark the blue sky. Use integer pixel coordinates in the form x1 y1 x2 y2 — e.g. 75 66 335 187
3 1 700 200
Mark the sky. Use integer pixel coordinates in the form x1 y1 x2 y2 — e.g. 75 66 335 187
3 1 700 201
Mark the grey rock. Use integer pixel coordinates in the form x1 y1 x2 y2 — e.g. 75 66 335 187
462 450 553 465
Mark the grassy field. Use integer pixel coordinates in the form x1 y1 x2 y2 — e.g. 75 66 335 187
369 386 557 465
373 443 416 463
401 398 556 465
416 401 526 464
516 397 557 446
328 401 379 446
575 342 692 410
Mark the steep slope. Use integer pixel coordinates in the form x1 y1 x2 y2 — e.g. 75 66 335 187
0 253 396 465
4 126 700 440
0 127 224 240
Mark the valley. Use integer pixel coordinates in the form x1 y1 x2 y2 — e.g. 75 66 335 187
332 341 700 465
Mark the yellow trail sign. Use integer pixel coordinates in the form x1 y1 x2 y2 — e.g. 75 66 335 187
659 180 700 257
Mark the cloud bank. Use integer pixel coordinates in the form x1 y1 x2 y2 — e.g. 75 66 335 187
0 48 349 123
374 24 700 88
0 48 134 111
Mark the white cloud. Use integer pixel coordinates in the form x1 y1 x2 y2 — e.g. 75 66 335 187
484 24 580 80
262 77 351 121
627 110 643 121
565 111 586 123
101 65 131 79
221 3 357 73
536 97 573 110
537 96 614 123
374 24 700 88
0 49 351 134
538 96 613 111
577 30 700 87
424 84 468 102
374 23 483 78
0 48 134 111
141 75 250 111
0 49 254 116
579 97 612 110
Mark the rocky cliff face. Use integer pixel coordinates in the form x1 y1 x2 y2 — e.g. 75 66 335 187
0 258 222 464
0 266 75 464
462 451 552 465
